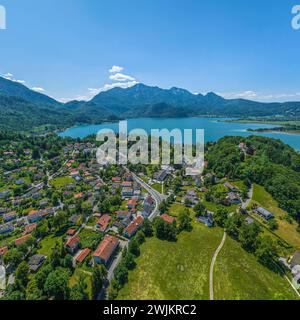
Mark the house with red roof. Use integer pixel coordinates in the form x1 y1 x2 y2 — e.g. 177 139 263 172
96 214 111 232
24 223 37 235
27 210 43 223
93 235 119 266
123 216 144 238
127 198 138 209
74 192 84 199
122 181 133 188
115 210 131 220
15 234 31 247
66 228 77 236
161 214 176 224
76 248 91 264
65 236 80 254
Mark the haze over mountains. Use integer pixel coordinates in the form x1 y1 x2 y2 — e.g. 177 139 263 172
1 76 300 131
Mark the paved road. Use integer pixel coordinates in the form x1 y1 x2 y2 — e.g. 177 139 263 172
131 172 167 221
107 240 128 282
209 232 227 301
241 184 253 210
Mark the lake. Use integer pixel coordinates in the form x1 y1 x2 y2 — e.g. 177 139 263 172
59 117 300 151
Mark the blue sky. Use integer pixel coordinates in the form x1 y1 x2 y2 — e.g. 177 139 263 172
0 0 300 102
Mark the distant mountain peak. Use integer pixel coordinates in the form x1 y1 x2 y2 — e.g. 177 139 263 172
0 76 60 107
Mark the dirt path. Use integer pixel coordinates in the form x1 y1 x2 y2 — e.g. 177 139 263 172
209 231 227 300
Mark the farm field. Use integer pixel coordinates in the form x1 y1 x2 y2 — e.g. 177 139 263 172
214 235 298 300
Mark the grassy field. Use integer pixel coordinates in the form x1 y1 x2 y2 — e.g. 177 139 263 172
214 236 298 300
69 268 93 299
168 203 189 217
50 176 74 188
37 234 63 256
117 218 298 300
78 228 102 249
151 183 163 193
117 223 224 300
251 184 300 249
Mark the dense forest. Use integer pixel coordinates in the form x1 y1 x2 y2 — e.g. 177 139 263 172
206 136 300 222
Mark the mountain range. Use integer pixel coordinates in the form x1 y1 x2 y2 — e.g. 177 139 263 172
1 76 300 132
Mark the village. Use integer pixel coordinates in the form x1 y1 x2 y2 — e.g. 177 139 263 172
0 136 299 300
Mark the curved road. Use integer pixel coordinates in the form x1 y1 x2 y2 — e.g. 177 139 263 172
131 172 167 221
209 231 227 301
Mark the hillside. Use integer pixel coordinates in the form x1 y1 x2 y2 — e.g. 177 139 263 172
0 76 60 107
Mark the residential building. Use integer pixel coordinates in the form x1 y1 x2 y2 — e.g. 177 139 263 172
15 234 31 246
28 254 45 272
255 207 274 220
143 196 155 216
127 198 138 209
0 223 14 235
123 216 144 238
76 248 91 264
161 214 176 224
93 235 119 266
65 236 80 254
122 187 134 198
96 214 111 232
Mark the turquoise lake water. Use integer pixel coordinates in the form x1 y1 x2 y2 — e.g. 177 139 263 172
59 117 300 151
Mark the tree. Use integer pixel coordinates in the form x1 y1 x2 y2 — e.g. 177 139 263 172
26 279 43 300
128 239 140 257
35 264 53 291
107 279 119 300
44 268 70 300
194 202 206 217
177 208 192 232
135 231 145 245
15 261 30 290
153 217 177 241
238 222 261 252
255 236 279 269
32 147 40 160
141 219 153 237
214 208 229 227
123 253 136 270
3 248 23 269
268 219 278 231
70 274 88 300
224 214 243 238
159 200 168 213
53 211 68 232
92 265 107 299
114 264 128 286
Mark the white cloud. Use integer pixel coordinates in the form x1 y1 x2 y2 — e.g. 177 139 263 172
32 87 46 93
15 79 26 84
109 73 136 82
3 72 13 80
59 65 139 102
109 65 124 73
1 73 26 85
219 91 300 102
219 91 258 100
